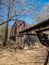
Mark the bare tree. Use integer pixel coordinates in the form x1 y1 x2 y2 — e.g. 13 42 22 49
0 0 37 46
32 3 49 22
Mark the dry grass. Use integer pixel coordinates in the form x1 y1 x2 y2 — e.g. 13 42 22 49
0 44 48 65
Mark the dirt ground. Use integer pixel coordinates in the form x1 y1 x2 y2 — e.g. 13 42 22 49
0 45 48 65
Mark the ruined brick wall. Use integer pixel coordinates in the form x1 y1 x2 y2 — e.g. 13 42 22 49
10 20 28 36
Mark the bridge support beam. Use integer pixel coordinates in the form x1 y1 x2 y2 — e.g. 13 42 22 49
36 32 49 47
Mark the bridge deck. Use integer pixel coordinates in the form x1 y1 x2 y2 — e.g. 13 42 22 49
19 19 49 33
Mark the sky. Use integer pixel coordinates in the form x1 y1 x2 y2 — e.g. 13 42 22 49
16 0 49 24
0 0 49 26
24 0 49 24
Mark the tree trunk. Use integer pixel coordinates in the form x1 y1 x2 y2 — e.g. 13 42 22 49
3 23 8 46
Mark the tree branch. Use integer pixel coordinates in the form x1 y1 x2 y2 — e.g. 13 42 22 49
0 14 28 25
